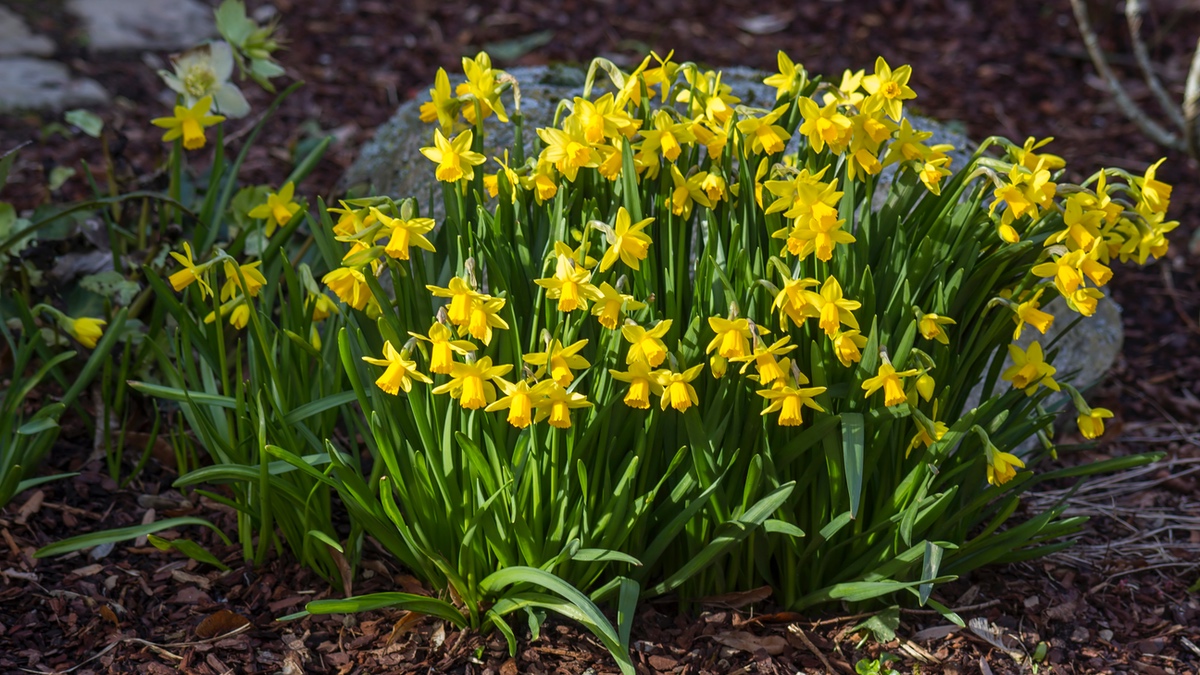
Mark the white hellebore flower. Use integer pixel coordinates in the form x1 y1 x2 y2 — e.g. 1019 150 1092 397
159 41 250 119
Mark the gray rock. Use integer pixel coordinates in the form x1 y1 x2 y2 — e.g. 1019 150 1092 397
67 0 214 52
0 7 55 57
0 57 109 113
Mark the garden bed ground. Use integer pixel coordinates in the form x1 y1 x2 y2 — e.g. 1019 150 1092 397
1 0 1199 673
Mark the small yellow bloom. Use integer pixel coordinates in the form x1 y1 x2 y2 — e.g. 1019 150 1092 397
362 341 432 395
831 329 867 367
810 276 861 337
1077 407 1113 440
592 282 645 330
63 315 106 349
599 206 654 272
622 319 672 368
420 128 486 183
409 322 475 374
918 157 952 195
537 126 601 182
463 296 509 345
1012 288 1055 340
797 97 852 155
706 316 761 360
763 50 805 100
1001 341 1060 395
220 260 267 301
370 207 436 261
151 95 225 150
731 336 795 385
1133 158 1171 214
668 164 713 219
312 293 339 321
534 383 592 429
986 445 1025 486
322 267 371 311
431 356 512 410
535 254 602 313
772 274 821 329
758 383 827 426
523 339 590 387
486 378 553 429
862 362 919 407
861 56 917 121
609 361 666 409
735 105 790 155
918 312 956 345
168 242 214 297
247 182 302 237
418 67 460 131
660 364 704 412
428 277 480 326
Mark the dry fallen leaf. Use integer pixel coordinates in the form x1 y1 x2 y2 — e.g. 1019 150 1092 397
712 630 787 656
98 604 120 627
196 608 251 638
911 624 960 642
15 490 44 525
700 585 772 609
385 610 425 645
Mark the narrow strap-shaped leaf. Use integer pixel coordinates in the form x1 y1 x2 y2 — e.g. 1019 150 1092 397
305 592 468 628
36 517 230 558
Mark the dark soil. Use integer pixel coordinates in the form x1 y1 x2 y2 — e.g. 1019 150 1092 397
2 0 1199 673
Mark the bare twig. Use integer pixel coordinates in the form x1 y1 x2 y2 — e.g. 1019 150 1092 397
788 624 842 674
1069 0 1184 151
1125 0 1187 131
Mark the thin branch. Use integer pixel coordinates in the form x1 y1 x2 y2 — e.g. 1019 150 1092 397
1069 0 1184 151
1125 0 1187 131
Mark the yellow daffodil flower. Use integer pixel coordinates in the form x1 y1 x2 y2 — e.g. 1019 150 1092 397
537 125 601 182
706 316 762 360
640 110 695 163
369 207 436 261
862 362 919 407
809 276 861 337
735 105 790 155
731 336 795 384
322 267 371 311
462 296 509 345
763 51 806 100
535 254 602 312
917 312 956 345
1011 288 1054 340
431 356 512 410
63 315 106 349
1132 158 1171 214
758 382 827 426
418 67 461 132
668 164 713 219
772 274 821 329
410 322 475 374
362 341 432 395
985 444 1025 486
1001 341 1060 395
599 207 653 272
533 383 593 429
523 339 590 386
486 378 554 429
151 95 225 150
831 329 867 367
609 361 667 409
918 157 953 195
659 364 704 412
1077 407 1113 440
797 97 852 155
168 242 214 297
1013 136 1065 172
428 277 480 327
861 56 917 122
247 181 301 236
421 129 486 183
220 261 267 301
592 282 645 330
622 319 672 367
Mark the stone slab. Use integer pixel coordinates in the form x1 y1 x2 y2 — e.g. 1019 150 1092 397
0 7 55 57
0 57 109 113
67 0 214 52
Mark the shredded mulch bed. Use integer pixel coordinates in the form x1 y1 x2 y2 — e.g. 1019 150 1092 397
2 0 1199 673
